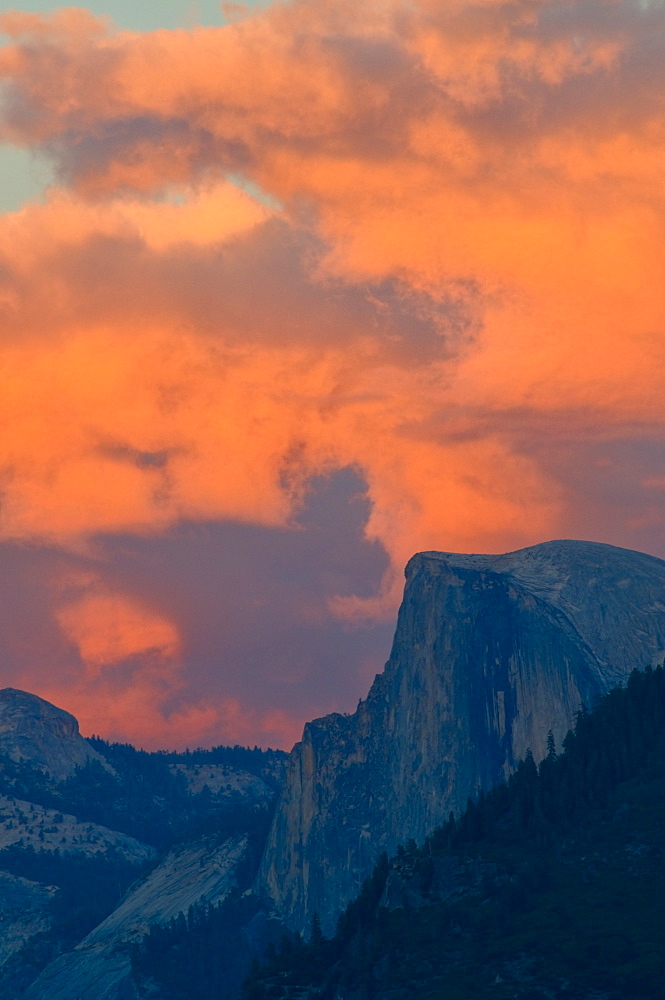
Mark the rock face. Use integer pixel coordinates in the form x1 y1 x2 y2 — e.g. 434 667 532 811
23 835 248 1000
0 689 106 781
0 872 57 968
257 540 665 936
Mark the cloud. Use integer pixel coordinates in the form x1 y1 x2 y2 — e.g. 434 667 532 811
0 0 663 746
0 473 394 750
0 543 308 749
55 580 180 670
0 185 494 567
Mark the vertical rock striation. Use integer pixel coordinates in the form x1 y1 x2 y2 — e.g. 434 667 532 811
257 540 665 936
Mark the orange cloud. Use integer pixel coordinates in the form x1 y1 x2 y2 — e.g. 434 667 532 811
56 585 180 671
0 0 661 555
24 653 305 750
7 564 305 749
24 675 303 751
0 0 664 744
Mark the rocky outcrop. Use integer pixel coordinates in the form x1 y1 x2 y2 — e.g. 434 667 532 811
24 835 248 1000
0 872 57 967
0 796 154 864
170 762 275 802
0 689 106 781
257 540 665 936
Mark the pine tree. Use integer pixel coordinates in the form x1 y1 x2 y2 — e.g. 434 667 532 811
546 730 556 759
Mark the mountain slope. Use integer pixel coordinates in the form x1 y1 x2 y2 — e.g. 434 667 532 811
0 794 154 862
24 835 250 1000
0 690 286 999
244 665 665 1000
258 540 665 935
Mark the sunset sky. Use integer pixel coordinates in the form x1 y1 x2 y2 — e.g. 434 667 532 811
0 0 663 751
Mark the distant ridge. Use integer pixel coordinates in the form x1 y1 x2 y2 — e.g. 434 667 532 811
0 688 107 781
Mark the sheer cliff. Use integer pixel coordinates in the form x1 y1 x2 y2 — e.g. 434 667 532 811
257 540 665 936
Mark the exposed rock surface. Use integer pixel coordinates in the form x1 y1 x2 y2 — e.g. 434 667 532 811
0 795 154 863
24 835 248 1000
170 762 274 802
0 689 106 781
257 540 665 935
0 871 56 967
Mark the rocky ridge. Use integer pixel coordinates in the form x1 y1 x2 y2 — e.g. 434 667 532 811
0 795 154 863
257 539 665 935
170 762 275 802
0 689 107 782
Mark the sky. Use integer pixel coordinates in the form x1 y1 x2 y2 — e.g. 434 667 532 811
0 0 663 751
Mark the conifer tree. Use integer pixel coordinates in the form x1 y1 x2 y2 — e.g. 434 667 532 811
546 730 556 759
